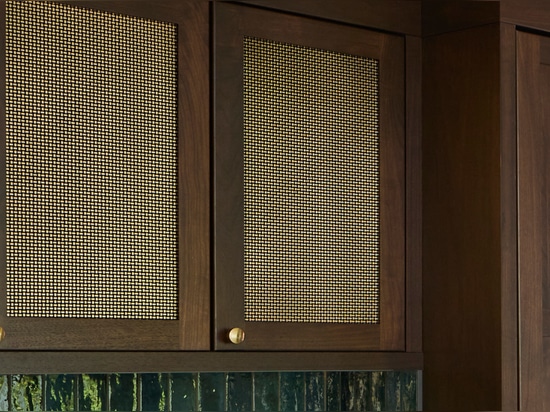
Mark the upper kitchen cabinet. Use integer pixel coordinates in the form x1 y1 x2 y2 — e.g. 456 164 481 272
0 0 210 350
213 2 422 351
0 0 423 369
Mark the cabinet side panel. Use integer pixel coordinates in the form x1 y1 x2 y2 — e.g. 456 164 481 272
423 24 502 410
517 30 550 411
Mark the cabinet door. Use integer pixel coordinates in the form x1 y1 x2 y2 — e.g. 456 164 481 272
517 30 550 410
214 3 405 350
0 0 209 350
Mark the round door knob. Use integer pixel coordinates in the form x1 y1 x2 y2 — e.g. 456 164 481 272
0 327 5 342
228 327 245 344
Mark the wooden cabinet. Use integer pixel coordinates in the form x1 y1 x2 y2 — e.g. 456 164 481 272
213 2 410 351
0 0 210 351
0 0 422 372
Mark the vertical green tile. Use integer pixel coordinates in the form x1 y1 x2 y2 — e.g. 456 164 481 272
79 374 107 412
142 373 168 412
384 371 401 412
253 372 279 412
325 372 340 412
198 373 225 412
416 370 423 411
341 372 369 412
400 372 417 412
226 373 252 411
11 375 43 411
171 373 197 412
0 375 9 411
369 371 385 412
305 372 324 411
109 374 137 412
279 372 304 412
45 375 75 411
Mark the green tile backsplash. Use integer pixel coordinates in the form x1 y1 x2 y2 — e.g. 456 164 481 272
0 371 419 411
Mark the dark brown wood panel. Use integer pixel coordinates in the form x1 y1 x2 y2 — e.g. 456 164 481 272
499 22 519 412
422 1 500 37
175 0 211 351
379 33 406 352
541 41 550 65
231 0 422 36
517 30 549 411
502 0 550 33
544 337 550 411
405 35 422 353
214 2 406 351
423 24 502 410
543 62 550 340
0 351 423 374
0 0 210 350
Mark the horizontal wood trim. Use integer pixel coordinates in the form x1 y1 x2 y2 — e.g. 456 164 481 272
422 1 500 37
0 351 423 374
228 0 421 36
58 0 202 24
215 323 383 351
0 318 180 350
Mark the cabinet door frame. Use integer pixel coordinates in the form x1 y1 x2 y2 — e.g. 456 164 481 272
0 0 210 350
213 2 405 351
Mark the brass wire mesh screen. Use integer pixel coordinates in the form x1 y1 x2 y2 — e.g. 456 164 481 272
243 37 380 323
5 0 178 319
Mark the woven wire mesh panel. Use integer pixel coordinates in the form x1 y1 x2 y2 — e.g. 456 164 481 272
243 37 380 323
5 0 178 319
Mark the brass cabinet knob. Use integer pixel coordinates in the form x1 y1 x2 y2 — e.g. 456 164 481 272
0 327 5 342
228 327 245 344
